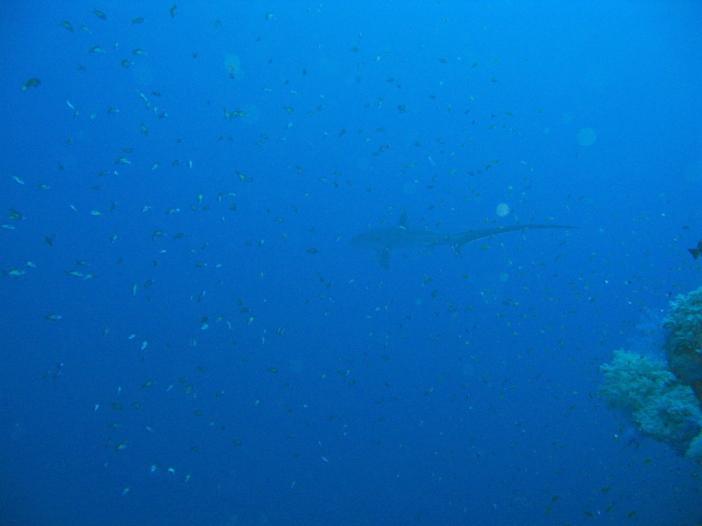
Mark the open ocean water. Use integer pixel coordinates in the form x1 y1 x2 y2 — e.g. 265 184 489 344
1 2 702 525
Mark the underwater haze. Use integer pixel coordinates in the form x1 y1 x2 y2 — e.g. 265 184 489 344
1 1 702 525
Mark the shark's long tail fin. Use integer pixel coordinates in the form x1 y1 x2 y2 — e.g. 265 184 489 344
451 224 574 253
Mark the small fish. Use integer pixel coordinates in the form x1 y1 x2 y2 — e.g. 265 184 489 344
12 175 25 185
169 4 177 17
61 20 74 32
224 108 247 119
93 9 107 20
689 240 702 260
89 45 105 54
46 313 63 321
132 48 146 56
21 78 41 91
131 17 145 24
8 209 24 221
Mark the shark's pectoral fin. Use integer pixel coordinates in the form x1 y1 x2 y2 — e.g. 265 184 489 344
376 248 391 269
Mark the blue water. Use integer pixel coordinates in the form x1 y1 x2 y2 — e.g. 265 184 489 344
2 2 702 525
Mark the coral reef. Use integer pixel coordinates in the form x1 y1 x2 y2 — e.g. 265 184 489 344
600 351 702 455
664 286 702 399
601 285 702 462
687 431 702 461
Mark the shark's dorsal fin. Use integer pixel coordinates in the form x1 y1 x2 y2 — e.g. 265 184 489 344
398 211 408 230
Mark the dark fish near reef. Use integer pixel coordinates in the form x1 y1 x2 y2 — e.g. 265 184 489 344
689 240 702 260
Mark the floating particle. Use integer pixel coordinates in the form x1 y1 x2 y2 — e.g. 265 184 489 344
495 202 510 217
577 127 597 147
224 53 243 79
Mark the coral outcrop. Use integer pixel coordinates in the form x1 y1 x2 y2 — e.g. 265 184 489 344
664 286 702 400
600 286 702 462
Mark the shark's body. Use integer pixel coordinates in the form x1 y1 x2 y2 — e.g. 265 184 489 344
351 216 572 267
